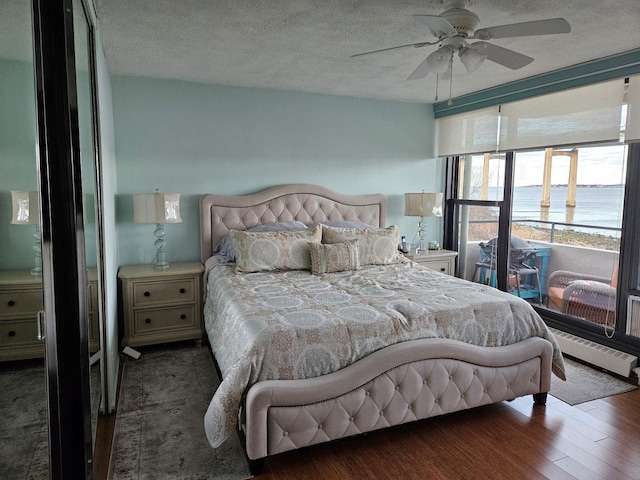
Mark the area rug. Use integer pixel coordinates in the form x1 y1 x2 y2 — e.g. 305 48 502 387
550 357 637 405
111 343 252 480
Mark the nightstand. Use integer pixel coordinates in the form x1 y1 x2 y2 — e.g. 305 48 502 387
118 262 204 348
405 250 458 276
0 269 100 361
0 270 45 361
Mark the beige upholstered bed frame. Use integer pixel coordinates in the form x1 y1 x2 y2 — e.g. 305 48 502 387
200 184 552 474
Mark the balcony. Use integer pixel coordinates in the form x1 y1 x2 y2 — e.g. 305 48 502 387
459 219 620 328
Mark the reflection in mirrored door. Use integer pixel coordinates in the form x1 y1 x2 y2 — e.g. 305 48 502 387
72 0 103 446
0 0 48 478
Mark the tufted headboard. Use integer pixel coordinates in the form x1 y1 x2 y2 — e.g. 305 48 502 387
200 184 387 262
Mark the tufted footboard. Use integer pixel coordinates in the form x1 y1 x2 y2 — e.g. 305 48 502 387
243 336 552 466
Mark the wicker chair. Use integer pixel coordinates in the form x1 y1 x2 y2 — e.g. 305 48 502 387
547 267 617 327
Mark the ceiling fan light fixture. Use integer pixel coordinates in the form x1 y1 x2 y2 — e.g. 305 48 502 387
459 46 487 73
426 46 454 74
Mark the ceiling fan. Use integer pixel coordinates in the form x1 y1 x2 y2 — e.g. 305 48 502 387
352 0 571 99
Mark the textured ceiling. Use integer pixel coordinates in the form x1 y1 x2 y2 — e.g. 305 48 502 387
92 0 640 103
22 1 640 103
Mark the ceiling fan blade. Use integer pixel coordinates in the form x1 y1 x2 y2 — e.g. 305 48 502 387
407 56 433 81
408 46 453 80
350 41 433 58
472 18 571 40
473 42 534 70
413 14 457 37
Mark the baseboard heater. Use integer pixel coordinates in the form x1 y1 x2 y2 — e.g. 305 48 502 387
549 328 638 377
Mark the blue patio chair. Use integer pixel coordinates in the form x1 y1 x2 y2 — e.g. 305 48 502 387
473 236 542 304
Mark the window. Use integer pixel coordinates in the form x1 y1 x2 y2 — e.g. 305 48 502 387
446 143 640 353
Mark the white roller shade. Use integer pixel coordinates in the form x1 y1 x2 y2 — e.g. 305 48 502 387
626 75 640 143
498 79 624 151
436 106 499 156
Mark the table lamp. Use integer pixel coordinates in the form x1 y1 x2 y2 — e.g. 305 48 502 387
404 192 443 254
11 190 41 275
133 190 182 268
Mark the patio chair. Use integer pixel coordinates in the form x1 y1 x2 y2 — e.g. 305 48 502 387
473 236 543 304
547 265 618 327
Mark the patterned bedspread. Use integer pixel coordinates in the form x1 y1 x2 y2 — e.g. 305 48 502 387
203 261 565 448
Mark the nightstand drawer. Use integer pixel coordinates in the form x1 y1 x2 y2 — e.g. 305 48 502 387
134 305 197 333
0 291 43 316
0 318 41 347
420 260 451 275
132 278 195 307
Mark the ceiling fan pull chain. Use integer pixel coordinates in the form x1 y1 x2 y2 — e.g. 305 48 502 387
435 74 440 102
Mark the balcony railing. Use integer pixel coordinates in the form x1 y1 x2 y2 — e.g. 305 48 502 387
513 219 621 244
465 218 621 251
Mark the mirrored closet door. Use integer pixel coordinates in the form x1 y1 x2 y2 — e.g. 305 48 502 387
1 0 107 477
73 0 106 442
0 0 48 477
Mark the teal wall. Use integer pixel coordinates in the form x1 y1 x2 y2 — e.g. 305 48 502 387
0 57 99 270
112 77 441 265
0 58 39 270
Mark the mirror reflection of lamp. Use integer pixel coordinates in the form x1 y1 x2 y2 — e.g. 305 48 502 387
133 190 182 269
404 192 443 254
11 190 41 275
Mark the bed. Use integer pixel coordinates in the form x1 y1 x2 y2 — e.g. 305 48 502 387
200 183 565 474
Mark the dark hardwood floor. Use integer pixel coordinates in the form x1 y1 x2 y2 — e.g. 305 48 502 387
259 388 640 479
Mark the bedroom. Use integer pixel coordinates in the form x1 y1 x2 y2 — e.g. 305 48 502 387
2 0 640 478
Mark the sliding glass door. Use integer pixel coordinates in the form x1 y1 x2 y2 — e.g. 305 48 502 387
511 146 626 330
445 142 640 355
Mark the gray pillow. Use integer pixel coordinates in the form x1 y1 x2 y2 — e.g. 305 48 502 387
232 225 322 273
321 220 373 229
214 221 308 263
321 224 403 266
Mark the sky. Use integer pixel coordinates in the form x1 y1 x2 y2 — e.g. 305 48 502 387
476 145 628 187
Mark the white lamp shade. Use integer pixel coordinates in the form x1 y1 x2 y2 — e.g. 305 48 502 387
459 46 487 74
11 190 39 225
404 192 443 217
426 46 454 74
133 192 182 224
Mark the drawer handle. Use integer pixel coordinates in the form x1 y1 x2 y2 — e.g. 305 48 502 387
440 268 446 272
37 310 46 340
8 330 16 337
179 288 186 294
144 292 151 297
7 300 15 307
145 318 151 324
180 314 187 320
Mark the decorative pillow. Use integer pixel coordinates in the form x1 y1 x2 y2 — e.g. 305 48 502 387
214 221 308 263
321 224 403 266
231 225 321 273
309 240 360 274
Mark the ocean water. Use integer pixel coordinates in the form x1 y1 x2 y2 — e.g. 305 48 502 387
493 186 624 237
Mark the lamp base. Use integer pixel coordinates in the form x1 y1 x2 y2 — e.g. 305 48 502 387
413 217 428 255
31 226 42 276
152 224 169 269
